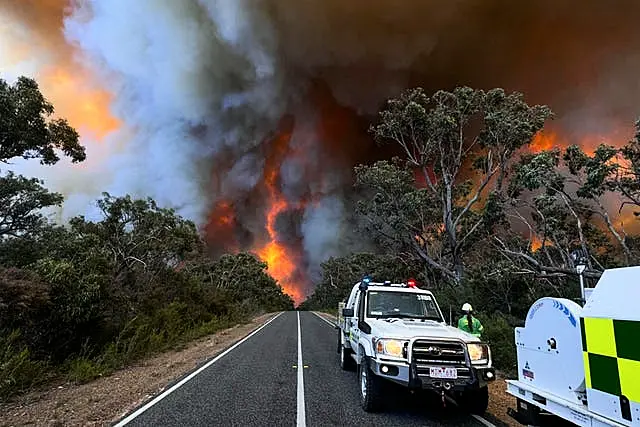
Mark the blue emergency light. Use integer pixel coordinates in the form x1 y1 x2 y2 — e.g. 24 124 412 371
359 275 372 291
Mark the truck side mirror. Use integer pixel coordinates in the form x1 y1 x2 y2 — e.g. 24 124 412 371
342 308 354 317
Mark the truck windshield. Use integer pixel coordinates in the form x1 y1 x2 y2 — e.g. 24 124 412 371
367 291 442 321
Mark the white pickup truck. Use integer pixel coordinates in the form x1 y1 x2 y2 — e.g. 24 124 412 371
336 278 495 413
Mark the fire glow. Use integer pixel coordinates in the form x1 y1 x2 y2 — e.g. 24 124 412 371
255 126 305 304
41 67 120 140
4 0 640 305
203 119 309 304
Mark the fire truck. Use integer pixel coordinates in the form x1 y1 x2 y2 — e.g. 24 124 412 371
336 277 496 413
507 266 640 426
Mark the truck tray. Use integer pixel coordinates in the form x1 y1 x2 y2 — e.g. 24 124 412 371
506 380 626 427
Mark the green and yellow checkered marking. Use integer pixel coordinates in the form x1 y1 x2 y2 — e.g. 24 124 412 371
581 317 640 403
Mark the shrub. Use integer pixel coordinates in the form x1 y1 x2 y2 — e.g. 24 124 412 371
66 357 103 384
481 313 520 377
0 330 48 401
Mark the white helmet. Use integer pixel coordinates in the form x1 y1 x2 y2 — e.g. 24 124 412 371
462 303 473 312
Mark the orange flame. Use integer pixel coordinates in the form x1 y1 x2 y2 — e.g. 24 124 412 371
529 128 632 156
530 132 558 153
254 121 305 304
530 235 543 252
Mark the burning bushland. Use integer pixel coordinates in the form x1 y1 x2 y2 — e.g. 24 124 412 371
2 0 640 302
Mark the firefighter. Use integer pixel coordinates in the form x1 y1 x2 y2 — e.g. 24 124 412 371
457 303 484 338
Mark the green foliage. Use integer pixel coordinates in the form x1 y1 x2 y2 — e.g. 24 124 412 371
4 75 640 397
66 358 102 384
193 252 295 311
308 86 640 374
97 302 236 372
0 76 85 164
0 172 64 238
354 159 439 262
0 194 293 399
502 142 634 274
480 314 518 376
0 75 84 241
0 330 48 401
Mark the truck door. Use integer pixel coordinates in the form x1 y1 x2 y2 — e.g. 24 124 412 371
350 289 368 349
349 290 361 349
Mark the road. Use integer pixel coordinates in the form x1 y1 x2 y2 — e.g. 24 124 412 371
116 311 490 427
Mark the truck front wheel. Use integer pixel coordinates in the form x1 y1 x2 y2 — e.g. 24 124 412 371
359 358 384 412
457 386 489 415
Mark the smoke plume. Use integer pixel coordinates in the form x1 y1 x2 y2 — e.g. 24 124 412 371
2 0 640 299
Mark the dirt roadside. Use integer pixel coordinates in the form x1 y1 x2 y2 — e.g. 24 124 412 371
0 313 277 427
314 311 519 427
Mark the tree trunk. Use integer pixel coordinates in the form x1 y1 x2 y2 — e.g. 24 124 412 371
453 254 464 283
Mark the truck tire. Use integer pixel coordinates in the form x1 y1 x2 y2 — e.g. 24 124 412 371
457 386 489 415
359 358 384 412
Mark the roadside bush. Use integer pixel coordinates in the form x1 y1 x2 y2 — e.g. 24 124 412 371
0 268 51 352
0 330 49 401
480 313 520 377
0 195 294 401
66 357 103 384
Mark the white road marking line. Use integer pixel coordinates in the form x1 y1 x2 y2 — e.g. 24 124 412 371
297 311 307 427
471 414 497 427
312 311 336 327
114 312 284 426
445 395 497 427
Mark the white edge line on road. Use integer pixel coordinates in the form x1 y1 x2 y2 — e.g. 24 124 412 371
471 414 497 427
114 312 284 426
311 311 336 328
314 313 495 427
445 396 497 427
296 311 307 427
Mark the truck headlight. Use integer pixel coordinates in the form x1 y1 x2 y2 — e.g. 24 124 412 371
375 339 406 358
467 343 490 365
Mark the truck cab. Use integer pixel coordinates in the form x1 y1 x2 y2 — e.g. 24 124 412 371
337 278 495 413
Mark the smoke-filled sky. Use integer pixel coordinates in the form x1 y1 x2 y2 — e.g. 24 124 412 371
2 0 640 300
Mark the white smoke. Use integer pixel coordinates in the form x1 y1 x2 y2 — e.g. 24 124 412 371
55 0 455 291
59 0 461 221
61 0 294 223
4 0 640 295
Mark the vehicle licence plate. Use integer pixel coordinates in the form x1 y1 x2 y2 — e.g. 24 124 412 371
429 367 457 379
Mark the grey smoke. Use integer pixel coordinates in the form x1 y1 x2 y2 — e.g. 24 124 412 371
4 0 640 297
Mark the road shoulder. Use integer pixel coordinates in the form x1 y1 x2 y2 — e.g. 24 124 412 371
0 312 277 427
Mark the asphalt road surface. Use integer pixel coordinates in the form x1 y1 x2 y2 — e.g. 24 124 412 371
116 311 490 427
